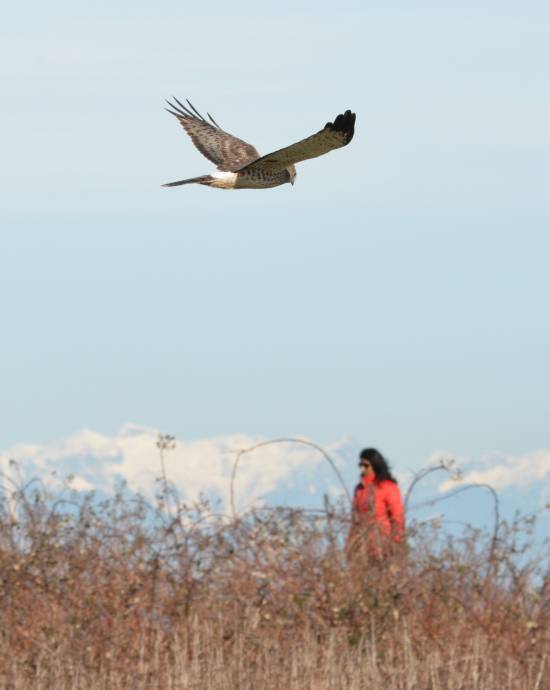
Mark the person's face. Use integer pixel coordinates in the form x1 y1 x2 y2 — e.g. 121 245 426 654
358 460 375 478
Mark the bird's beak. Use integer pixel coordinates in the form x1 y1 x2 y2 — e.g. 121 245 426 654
290 178 295 186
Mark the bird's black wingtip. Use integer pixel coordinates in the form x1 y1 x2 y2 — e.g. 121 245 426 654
164 97 217 126
326 110 356 144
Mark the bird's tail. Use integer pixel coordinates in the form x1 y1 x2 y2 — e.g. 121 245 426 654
162 175 213 188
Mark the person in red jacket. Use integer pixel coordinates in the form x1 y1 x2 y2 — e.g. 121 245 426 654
347 448 405 560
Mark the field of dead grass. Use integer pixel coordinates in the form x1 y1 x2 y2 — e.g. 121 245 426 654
0 465 548 689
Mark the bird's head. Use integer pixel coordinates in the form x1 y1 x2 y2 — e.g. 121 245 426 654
287 165 296 186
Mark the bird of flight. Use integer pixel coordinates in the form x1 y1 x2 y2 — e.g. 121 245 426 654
162 98 356 190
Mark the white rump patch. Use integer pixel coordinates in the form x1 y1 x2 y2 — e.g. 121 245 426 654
211 171 238 189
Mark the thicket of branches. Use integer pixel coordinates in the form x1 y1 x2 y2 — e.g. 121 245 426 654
0 441 548 690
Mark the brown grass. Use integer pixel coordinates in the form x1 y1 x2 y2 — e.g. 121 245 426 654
0 468 548 689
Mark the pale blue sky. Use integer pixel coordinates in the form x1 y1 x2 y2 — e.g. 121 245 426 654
1 1 549 504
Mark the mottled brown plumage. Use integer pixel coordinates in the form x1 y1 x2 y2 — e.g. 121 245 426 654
165 98 260 172
162 99 356 190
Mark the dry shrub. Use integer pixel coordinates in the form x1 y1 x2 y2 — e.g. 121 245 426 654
0 468 548 689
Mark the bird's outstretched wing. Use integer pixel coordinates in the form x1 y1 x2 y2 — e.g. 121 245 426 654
237 110 356 174
165 98 261 172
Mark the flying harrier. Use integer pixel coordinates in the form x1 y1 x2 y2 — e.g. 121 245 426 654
162 98 356 190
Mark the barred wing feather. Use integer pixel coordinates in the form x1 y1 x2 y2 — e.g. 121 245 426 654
165 98 261 172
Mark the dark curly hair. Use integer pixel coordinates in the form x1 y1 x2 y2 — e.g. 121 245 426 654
359 448 398 484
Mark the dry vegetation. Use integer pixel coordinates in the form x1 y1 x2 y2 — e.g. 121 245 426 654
0 457 548 690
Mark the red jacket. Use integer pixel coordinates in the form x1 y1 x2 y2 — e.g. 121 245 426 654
353 474 405 542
